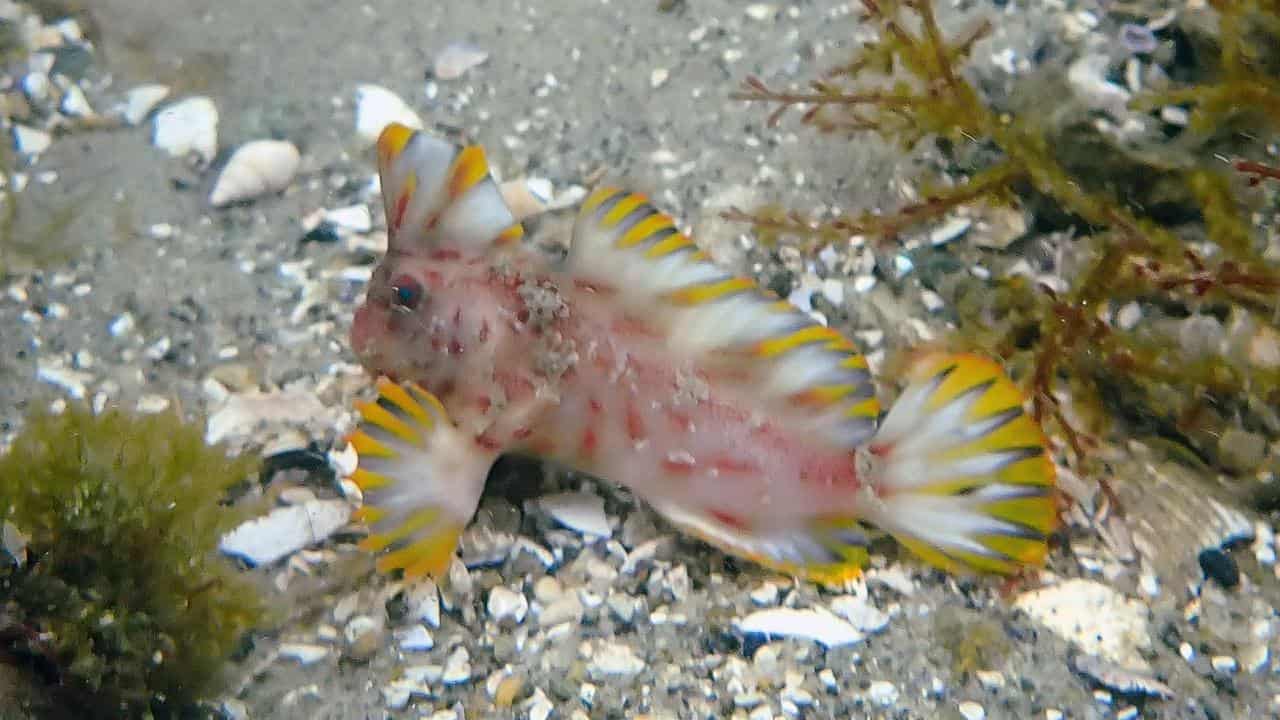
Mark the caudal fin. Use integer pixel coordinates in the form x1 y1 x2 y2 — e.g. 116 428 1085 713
345 377 495 579
858 353 1057 575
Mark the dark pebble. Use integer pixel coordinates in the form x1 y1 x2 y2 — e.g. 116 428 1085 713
1198 547 1240 589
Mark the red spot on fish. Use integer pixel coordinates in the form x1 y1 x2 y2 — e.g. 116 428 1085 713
665 409 693 432
705 366 752 384
429 248 459 261
711 456 759 475
511 426 533 441
625 402 646 442
709 510 749 530
478 320 491 344
476 395 491 413
580 428 598 458
573 279 616 295
589 397 602 414
516 308 530 324
393 193 409 232
448 339 463 355
798 454 859 489
613 317 658 338
475 433 501 452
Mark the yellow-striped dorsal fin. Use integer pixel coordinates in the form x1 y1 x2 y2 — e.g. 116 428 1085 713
375 123 529 253
568 187 880 448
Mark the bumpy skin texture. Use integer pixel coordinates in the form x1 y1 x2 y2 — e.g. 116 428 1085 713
350 245 868 536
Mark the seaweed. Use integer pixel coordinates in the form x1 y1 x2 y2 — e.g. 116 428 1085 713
729 0 1280 484
0 405 264 719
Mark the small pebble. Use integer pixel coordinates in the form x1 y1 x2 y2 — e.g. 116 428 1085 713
396 624 434 652
588 642 646 679
750 582 780 607
443 646 472 685
867 680 898 707
957 701 986 720
539 592 584 627
1198 547 1240 589
1211 655 1238 674
829 594 889 634
524 688 553 720
279 643 329 666
343 615 382 661
1244 644 1269 674
407 579 442 627
975 670 1005 691
488 585 530 624
13 124 52 155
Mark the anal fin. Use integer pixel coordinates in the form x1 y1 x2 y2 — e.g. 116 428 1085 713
650 501 871 585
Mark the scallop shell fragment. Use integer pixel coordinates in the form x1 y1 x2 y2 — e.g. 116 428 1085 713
209 139 301 207
354 84 423 146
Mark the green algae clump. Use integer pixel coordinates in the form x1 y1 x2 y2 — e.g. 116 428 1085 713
0 404 264 718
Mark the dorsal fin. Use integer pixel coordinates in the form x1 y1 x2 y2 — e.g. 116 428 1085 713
569 186 880 447
376 123 525 252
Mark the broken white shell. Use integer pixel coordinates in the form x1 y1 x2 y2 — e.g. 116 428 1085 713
354 84 423 146
539 491 611 538
153 96 219 163
499 177 552 222
120 84 170 125
735 607 864 648
434 42 489 80
209 139 301 207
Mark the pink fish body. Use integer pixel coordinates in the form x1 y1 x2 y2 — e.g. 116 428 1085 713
347 123 1056 582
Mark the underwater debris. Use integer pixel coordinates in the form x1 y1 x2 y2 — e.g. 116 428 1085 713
0 404 264 718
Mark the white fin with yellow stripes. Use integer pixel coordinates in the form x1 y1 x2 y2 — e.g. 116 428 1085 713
345 377 494 580
569 187 880 448
856 353 1057 575
375 122 526 252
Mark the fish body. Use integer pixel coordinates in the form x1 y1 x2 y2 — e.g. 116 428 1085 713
347 123 1057 582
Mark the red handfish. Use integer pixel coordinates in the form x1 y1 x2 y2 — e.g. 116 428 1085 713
344 122 1056 583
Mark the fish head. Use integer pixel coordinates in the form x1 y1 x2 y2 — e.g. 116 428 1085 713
352 249 496 387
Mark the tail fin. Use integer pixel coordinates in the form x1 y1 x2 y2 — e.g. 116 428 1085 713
375 122 525 253
345 377 495 579
858 353 1057 575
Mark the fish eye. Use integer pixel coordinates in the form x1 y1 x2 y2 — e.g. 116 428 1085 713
389 275 424 311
